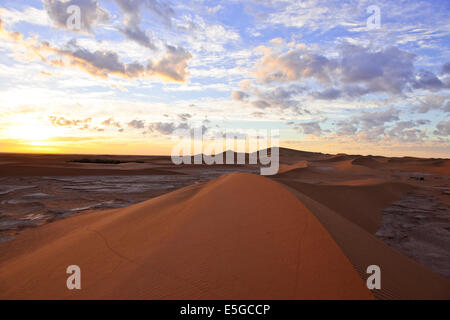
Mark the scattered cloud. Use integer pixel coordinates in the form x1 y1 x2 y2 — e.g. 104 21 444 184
255 44 336 83
412 69 445 91
49 116 91 129
113 0 174 49
102 117 122 128
0 21 191 82
128 119 145 129
296 121 323 136
313 88 341 100
413 95 449 113
177 113 192 122
433 120 450 136
441 62 450 75
335 107 402 141
232 90 249 101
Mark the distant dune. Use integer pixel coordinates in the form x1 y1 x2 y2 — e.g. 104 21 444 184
351 156 383 168
318 154 356 163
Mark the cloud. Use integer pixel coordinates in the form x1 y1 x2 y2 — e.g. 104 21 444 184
336 120 358 136
148 122 177 135
113 0 174 49
56 39 191 81
119 25 157 50
174 14 240 53
251 111 265 118
0 6 50 27
339 44 416 94
49 116 91 128
335 107 401 140
237 83 305 114
313 88 341 100
177 113 192 122
56 39 147 78
0 22 191 82
0 19 23 42
332 107 440 143
43 0 109 34
445 102 450 113
413 95 448 113
263 0 335 31
206 5 222 15
114 0 174 26
150 45 191 82
102 117 122 128
441 62 450 75
128 119 145 129
254 42 418 96
255 45 336 83
232 90 249 101
433 120 450 136
39 71 53 77
357 107 401 129
297 121 323 136
147 122 196 135
257 85 304 107
253 42 446 101
251 100 271 109
386 120 428 142
243 41 444 122
145 121 209 136
412 69 444 91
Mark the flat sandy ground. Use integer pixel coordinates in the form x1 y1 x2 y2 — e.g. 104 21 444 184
0 149 449 299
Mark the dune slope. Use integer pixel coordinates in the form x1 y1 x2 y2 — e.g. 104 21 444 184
279 180 450 299
0 173 372 300
274 179 413 233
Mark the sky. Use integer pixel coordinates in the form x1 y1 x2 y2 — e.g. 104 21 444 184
0 0 449 157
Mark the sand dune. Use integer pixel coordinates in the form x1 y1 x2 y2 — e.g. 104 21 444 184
0 173 373 299
275 166 342 182
280 183 450 299
318 154 356 163
275 179 413 234
275 159 388 186
380 157 450 175
351 156 383 168
278 160 308 174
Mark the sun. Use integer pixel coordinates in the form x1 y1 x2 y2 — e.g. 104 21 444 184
6 123 58 142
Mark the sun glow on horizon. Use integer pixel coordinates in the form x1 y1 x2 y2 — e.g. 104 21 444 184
3 120 64 151
5 122 64 143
